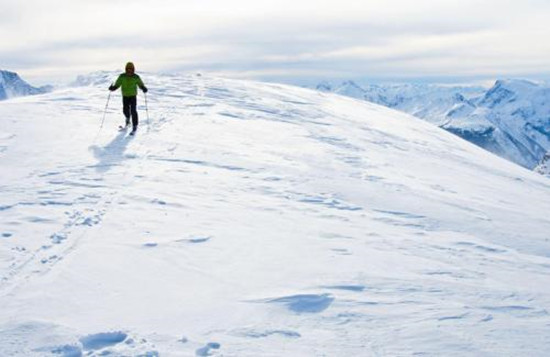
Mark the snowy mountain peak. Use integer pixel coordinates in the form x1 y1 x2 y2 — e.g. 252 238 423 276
315 81 332 92
334 80 366 98
0 69 49 100
480 81 516 108
0 70 19 84
340 79 361 88
481 79 541 106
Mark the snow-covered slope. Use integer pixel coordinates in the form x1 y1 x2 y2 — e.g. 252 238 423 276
0 70 50 100
1 73 550 356
317 80 550 170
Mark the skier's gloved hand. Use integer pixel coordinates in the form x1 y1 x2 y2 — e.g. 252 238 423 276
108 85 116 91
142 86 148 93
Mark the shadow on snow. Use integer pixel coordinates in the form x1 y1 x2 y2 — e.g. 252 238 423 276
89 131 132 173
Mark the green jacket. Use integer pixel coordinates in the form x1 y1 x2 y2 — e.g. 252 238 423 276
113 73 146 97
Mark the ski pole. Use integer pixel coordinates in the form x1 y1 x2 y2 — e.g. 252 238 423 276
99 91 111 132
145 92 150 129
93 90 111 142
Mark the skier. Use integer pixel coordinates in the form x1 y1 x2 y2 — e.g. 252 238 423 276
108 62 148 135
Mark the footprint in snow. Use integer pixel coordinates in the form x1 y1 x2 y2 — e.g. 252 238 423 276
196 342 221 356
41 255 60 264
79 331 128 351
50 344 82 357
50 232 68 244
77 215 102 227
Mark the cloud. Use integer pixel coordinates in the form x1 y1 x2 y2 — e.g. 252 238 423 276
3 0 550 84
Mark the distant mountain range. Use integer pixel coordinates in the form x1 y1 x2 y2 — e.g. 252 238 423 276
0 70 51 100
315 79 550 170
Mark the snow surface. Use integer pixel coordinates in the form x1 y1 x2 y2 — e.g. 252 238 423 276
1 72 550 356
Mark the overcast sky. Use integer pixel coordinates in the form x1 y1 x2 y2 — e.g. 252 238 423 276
2 0 550 85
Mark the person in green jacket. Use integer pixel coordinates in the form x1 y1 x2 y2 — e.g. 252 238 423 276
109 62 148 133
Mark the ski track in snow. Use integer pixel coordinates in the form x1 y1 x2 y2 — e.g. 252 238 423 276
1 73 550 356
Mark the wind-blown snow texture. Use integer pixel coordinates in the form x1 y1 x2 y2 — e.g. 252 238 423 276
1 72 550 356
0 70 49 101
318 80 550 170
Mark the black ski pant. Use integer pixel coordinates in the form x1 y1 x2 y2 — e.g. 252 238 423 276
122 96 138 128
